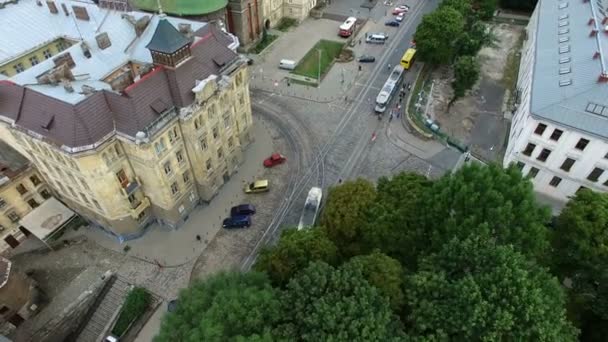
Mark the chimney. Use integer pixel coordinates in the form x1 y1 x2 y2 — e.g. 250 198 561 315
81 84 96 95
135 16 151 37
81 43 92 58
178 23 193 37
62 80 74 93
96 32 111 50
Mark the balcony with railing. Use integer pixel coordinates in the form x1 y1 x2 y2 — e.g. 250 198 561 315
119 177 141 197
129 196 150 219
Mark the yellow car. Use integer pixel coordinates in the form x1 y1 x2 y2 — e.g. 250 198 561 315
245 180 269 194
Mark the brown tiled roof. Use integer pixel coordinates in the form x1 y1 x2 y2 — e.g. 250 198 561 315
0 30 238 148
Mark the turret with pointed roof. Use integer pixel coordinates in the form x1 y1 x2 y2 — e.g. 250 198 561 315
146 19 191 67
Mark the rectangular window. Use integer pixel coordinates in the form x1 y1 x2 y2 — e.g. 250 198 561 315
28 55 40 66
522 143 536 157
176 150 184 165
80 178 90 190
228 137 234 149
92 199 102 211
163 162 172 176
200 137 208 151
16 184 27 195
183 172 191 184
575 138 590 151
208 104 216 118
43 49 52 59
550 129 563 141
223 114 231 129
68 186 77 197
0 198 6 208
30 175 41 186
587 167 604 182
40 189 52 199
534 123 547 135
516 161 525 170
79 193 90 204
154 139 166 155
560 158 575 172
27 198 39 209
206 159 213 171
537 148 551 162
7 212 19 223
13 63 25 74
168 127 179 143
217 148 223 159
171 182 179 195
549 176 562 187
528 167 539 178
212 126 219 140
116 169 128 186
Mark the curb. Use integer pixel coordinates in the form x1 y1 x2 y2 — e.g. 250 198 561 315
403 64 434 140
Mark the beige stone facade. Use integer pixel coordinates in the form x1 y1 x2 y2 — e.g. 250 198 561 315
261 0 318 28
0 64 252 239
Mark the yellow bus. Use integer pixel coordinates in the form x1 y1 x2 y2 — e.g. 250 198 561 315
400 48 416 70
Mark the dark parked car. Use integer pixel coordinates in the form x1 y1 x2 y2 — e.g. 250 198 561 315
358 55 376 63
230 204 256 216
222 215 252 228
385 20 400 27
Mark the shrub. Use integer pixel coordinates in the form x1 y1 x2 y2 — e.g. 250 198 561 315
112 287 151 337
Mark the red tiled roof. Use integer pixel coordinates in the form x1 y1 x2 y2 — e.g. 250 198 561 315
0 28 238 148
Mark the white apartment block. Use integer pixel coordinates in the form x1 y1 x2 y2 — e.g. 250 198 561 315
504 0 608 203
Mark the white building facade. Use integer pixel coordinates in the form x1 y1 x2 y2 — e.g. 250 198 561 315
504 0 608 203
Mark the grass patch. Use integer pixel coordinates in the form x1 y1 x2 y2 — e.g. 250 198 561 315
252 33 278 54
111 287 151 337
502 32 525 107
292 40 344 79
408 65 434 135
276 18 298 32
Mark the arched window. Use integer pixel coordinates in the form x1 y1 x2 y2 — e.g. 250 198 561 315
102 152 111 166
194 117 200 129
114 144 122 156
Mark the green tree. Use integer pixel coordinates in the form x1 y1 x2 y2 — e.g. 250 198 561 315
155 272 281 341
320 179 377 257
366 172 432 267
254 228 338 286
406 236 578 340
552 190 608 337
414 7 465 65
421 163 551 262
476 0 498 19
440 0 472 15
452 55 480 101
343 251 406 311
500 0 537 11
277 261 402 341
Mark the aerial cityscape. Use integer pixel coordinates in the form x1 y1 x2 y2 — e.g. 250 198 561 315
0 0 606 340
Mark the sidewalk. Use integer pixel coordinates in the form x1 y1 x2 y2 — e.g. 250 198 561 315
67 121 274 266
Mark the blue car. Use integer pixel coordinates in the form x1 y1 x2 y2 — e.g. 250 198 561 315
230 204 256 216
385 20 400 27
222 215 251 228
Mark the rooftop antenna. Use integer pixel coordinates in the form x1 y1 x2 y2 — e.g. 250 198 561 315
156 0 165 17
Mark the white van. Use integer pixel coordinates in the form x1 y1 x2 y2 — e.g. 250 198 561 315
365 33 389 44
279 59 296 70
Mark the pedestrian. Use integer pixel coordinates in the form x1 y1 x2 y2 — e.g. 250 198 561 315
396 110 400 118
338 178 342 184
358 65 362 72
408 84 411 91
196 234 201 242
345 95 348 103
389 113 393 122
397 104 401 111
387 63 391 71
358 39 362 45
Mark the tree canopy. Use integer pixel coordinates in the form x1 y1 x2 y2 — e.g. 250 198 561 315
421 163 551 262
552 190 608 336
277 261 401 341
342 251 406 311
155 272 281 341
320 179 377 257
414 7 465 65
406 236 578 340
452 55 480 100
254 227 338 286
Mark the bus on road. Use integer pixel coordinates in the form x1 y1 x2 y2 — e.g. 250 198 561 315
297 187 323 230
375 65 404 113
400 48 417 70
339 17 357 37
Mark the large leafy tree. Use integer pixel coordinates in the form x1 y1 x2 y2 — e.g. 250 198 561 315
552 190 608 338
475 0 498 19
342 251 406 311
421 163 551 262
440 0 472 14
155 272 281 341
254 228 338 286
320 179 377 257
452 55 480 100
366 172 432 268
277 261 402 341
414 7 465 65
406 236 578 340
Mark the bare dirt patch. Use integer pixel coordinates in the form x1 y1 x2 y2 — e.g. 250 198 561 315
428 23 524 161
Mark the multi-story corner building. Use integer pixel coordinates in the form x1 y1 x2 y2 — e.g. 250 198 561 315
504 0 608 203
261 0 318 29
0 0 253 240
0 257 41 333
0 141 52 251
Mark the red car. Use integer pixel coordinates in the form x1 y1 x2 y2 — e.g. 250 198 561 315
392 5 410 15
263 153 286 167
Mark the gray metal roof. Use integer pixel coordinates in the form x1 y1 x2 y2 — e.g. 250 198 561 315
530 0 608 138
146 18 191 54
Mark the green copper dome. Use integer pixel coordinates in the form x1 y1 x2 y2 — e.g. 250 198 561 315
132 0 228 16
